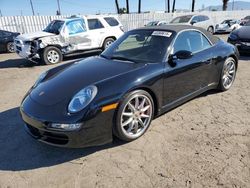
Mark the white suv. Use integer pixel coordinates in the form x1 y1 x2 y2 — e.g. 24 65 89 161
14 15 124 64
170 14 215 34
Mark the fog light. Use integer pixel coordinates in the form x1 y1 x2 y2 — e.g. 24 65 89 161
49 123 82 131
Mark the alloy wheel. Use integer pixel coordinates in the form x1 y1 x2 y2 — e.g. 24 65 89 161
47 50 60 64
7 42 15 53
222 58 236 89
105 41 113 49
120 94 153 139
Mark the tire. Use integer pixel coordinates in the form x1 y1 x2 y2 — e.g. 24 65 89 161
207 26 214 34
41 46 62 65
6 42 15 53
217 57 236 91
114 90 154 142
102 38 115 50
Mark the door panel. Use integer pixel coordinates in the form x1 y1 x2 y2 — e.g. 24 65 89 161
163 30 214 106
163 53 210 105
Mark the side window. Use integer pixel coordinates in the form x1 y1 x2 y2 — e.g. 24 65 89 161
88 19 104 30
173 31 211 54
192 16 199 23
66 20 86 35
104 17 119 26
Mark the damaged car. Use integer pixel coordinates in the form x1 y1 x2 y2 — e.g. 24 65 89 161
14 16 124 65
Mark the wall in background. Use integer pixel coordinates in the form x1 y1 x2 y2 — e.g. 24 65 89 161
0 10 249 33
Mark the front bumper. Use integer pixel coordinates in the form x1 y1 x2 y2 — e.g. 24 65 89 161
14 39 38 59
20 100 114 148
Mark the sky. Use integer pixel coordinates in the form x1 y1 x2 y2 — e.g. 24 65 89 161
0 0 249 16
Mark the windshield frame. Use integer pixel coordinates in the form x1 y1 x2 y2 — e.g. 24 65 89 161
101 29 176 64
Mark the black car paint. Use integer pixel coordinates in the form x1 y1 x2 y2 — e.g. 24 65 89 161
0 30 19 52
20 26 239 148
228 26 250 53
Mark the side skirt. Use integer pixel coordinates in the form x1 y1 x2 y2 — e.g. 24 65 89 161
158 83 218 116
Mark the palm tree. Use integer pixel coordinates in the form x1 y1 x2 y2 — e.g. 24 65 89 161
126 0 129 13
138 0 141 13
115 0 120 14
222 0 229 11
172 0 176 13
191 0 195 12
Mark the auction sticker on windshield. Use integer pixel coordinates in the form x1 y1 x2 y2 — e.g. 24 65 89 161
152 31 172 37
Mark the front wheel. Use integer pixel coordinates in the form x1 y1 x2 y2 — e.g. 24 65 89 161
114 90 154 141
207 26 214 34
218 57 236 91
6 42 15 53
41 46 62 65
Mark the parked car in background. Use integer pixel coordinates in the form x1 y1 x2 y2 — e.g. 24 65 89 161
20 25 239 148
145 20 168 26
14 15 124 65
240 15 250 25
228 21 250 53
215 19 241 33
169 15 215 34
0 30 20 53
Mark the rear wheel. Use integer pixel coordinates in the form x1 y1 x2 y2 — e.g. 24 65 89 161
6 42 15 53
102 38 115 50
218 57 236 91
207 26 214 34
114 90 154 141
41 46 62 65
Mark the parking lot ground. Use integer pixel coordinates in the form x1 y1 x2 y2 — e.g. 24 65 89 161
0 35 250 187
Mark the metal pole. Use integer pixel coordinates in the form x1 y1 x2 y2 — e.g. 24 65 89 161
0 9 2 17
29 0 35 15
57 0 61 15
232 0 235 10
172 0 176 13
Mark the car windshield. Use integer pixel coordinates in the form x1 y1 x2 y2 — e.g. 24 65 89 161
244 16 250 19
101 30 174 63
221 20 232 24
44 20 64 34
170 15 192 23
146 21 159 26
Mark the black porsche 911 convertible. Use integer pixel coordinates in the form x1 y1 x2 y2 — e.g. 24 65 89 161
20 25 239 148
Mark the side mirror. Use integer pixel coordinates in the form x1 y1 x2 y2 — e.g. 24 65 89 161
190 20 197 25
174 50 193 59
168 50 192 67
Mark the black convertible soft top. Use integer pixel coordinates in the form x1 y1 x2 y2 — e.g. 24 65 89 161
136 24 220 45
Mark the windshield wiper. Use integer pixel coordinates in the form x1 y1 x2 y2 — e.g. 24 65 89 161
110 56 137 63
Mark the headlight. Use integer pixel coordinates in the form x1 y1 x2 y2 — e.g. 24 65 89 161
33 71 47 88
68 85 98 113
229 33 238 40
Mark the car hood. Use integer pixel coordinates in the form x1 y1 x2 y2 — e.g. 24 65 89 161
16 31 55 41
233 26 250 39
30 56 145 106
